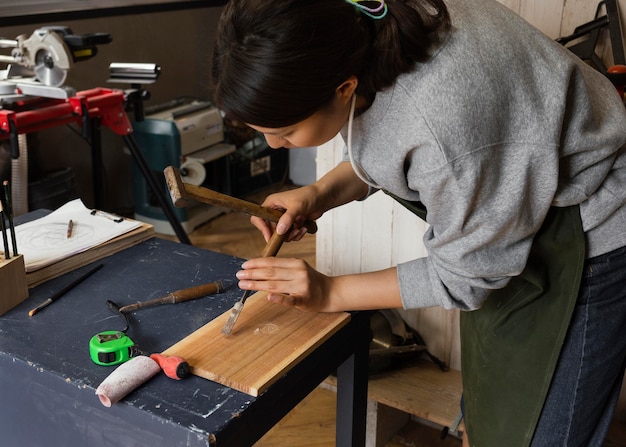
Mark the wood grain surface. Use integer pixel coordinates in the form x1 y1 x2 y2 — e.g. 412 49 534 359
163 291 350 396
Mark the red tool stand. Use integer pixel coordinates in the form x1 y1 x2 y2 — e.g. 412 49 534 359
0 87 191 244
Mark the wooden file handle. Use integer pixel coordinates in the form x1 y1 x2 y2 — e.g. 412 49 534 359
119 281 224 313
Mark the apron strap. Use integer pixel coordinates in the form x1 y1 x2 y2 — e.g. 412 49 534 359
382 189 427 221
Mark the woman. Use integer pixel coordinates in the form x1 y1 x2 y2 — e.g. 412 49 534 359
211 0 626 445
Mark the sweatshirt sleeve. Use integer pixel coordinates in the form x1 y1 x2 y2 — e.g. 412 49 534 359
397 140 560 310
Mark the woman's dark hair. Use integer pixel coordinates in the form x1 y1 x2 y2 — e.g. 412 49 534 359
212 0 450 127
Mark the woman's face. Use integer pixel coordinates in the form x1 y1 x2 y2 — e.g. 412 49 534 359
246 78 358 149
247 102 349 149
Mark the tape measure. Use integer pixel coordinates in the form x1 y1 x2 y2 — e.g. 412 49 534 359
89 330 138 366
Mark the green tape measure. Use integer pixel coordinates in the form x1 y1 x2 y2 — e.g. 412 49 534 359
89 330 137 366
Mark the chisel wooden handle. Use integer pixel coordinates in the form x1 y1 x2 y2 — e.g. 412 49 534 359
164 166 317 234
221 231 287 335
119 281 224 313
261 231 287 257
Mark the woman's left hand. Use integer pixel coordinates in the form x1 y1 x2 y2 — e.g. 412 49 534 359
236 257 333 312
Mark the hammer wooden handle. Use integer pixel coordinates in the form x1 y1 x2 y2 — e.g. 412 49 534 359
164 166 317 234
119 281 224 313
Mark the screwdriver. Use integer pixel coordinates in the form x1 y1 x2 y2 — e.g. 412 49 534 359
222 231 287 335
150 353 189 380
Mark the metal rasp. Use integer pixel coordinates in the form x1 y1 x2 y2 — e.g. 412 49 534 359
221 231 287 335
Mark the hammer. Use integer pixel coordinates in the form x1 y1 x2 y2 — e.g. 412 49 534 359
164 165 314 333
163 166 317 235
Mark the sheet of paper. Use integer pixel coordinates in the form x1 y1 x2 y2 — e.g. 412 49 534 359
15 199 141 272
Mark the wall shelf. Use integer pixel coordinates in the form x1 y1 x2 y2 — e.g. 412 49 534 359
0 0 227 27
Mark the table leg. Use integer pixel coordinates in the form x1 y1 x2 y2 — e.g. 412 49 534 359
123 134 191 245
90 117 105 209
336 312 370 447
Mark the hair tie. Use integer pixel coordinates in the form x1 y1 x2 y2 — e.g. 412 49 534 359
345 0 388 19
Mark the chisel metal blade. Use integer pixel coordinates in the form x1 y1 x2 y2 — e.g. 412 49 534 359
221 290 251 335
222 231 287 335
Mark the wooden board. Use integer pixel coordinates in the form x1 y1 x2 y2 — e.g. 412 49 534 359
325 360 464 431
26 221 154 288
163 292 351 396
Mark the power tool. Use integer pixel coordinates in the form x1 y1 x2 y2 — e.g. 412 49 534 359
0 26 111 99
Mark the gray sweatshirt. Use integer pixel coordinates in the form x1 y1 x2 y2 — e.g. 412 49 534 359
342 0 626 310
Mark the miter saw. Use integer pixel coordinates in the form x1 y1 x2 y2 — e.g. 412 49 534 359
0 26 111 100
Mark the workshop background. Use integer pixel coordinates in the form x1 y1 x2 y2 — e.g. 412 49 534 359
1 0 626 437
2 3 246 218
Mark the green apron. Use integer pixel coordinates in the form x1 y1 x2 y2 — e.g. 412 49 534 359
383 191 585 446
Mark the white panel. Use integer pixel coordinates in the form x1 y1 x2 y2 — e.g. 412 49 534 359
520 0 565 38
331 202 365 275
360 192 394 272
561 0 603 35
315 134 343 274
315 134 461 365
391 202 429 264
316 134 366 276
496 0 521 14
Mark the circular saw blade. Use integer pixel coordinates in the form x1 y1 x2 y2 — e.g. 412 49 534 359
34 49 68 87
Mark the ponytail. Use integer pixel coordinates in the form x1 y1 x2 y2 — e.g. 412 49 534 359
361 0 451 95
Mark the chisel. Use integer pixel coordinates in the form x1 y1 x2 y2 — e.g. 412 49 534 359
163 165 308 334
118 281 225 313
222 231 286 335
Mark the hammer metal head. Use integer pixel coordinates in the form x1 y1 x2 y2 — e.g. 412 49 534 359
163 166 192 208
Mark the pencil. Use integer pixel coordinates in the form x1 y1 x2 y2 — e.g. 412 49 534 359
28 263 104 317
67 219 74 238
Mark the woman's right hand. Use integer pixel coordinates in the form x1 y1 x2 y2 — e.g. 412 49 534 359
251 161 370 242
251 184 325 242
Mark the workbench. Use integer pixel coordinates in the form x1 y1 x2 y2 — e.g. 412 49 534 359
0 233 370 446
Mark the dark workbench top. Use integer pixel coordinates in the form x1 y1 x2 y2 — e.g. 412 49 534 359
0 237 253 444
0 234 370 446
